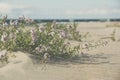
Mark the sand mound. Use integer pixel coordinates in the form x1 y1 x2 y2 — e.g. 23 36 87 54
0 51 33 80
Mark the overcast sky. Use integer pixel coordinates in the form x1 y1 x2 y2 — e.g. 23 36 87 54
0 0 120 19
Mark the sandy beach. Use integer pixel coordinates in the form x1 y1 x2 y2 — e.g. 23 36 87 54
0 22 120 80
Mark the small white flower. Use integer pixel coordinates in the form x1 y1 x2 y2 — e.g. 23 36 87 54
10 20 14 26
14 20 18 26
30 28 37 44
44 53 48 59
9 33 16 40
35 45 47 53
15 30 19 34
48 31 55 37
35 47 42 53
66 24 71 30
0 50 7 58
59 30 67 38
2 22 8 27
1 33 8 43
39 25 45 32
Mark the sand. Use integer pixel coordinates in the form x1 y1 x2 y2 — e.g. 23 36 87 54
0 22 120 80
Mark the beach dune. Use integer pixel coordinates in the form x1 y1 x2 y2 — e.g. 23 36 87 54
0 22 120 80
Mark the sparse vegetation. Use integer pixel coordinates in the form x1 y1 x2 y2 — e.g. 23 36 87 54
106 23 120 28
110 29 116 41
0 15 109 64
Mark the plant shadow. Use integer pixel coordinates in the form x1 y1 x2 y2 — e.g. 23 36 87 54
29 52 110 66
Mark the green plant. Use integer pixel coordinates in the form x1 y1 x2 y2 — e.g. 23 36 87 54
110 29 116 41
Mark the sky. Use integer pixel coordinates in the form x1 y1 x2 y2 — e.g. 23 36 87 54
0 0 120 19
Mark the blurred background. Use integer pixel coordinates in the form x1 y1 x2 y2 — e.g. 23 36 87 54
0 0 120 19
